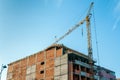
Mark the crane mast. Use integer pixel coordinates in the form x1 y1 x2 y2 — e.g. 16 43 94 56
85 2 94 80
86 2 94 59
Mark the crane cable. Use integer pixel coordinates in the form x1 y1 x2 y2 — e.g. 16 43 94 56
92 5 100 66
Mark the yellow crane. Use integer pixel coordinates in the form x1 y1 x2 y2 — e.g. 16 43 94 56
53 2 94 60
53 2 94 79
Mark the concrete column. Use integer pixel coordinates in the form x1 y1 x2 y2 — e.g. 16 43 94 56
68 61 73 80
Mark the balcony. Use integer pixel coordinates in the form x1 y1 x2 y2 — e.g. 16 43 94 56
74 60 90 68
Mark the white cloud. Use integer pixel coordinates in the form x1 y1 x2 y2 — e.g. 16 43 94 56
114 0 120 14
112 0 120 30
112 16 120 30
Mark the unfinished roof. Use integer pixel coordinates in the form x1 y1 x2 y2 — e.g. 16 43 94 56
8 44 90 65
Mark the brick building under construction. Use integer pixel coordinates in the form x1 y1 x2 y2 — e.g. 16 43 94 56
7 44 116 80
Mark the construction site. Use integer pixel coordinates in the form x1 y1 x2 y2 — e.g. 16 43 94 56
6 2 116 80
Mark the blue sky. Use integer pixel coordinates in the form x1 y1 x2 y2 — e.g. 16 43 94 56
0 0 120 79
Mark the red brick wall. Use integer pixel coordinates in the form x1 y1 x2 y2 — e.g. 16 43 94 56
28 54 36 66
46 48 54 59
45 68 54 77
37 51 44 62
20 58 27 68
46 59 54 68
8 65 13 73
7 46 63 80
56 48 62 57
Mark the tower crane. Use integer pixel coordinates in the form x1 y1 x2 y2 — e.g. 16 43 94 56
53 2 94 79
53 2 94 60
